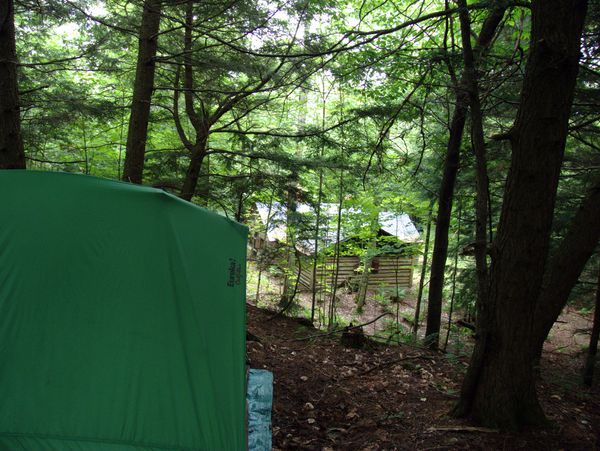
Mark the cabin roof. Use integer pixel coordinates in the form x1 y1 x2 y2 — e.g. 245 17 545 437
256 202 420 253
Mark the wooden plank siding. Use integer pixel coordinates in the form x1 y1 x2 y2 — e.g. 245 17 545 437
298 255 415 291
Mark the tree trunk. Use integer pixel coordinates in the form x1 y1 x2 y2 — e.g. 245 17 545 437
0 0 25 169
311 162 324 323
122 0 162 184
329 166 344 330
454 0 589 429
423 96 463 348
413 200 434 338
356 242 376 312
458 0 489 315
311 85 327 323
443 200 462 352
255 190 275 303
179 136 208 201
450 0 494 400
281 171 298 306
583 259 600 386
534 175 600 349
196 153 210 206
282 80 308 306
424 5 506 348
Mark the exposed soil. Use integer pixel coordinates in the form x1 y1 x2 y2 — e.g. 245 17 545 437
246 303 600 450
255 274 593 357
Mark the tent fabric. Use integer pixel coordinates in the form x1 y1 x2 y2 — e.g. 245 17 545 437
0 171 247 451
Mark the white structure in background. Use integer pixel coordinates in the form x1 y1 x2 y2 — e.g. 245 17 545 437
254 202 420 291
256 202 419 252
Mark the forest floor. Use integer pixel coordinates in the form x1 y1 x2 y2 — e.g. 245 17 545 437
246 303 600 450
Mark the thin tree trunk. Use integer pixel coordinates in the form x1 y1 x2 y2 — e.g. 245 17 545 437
82 123 89 174
458 0 490 315
413 200 434 338
329 168 344 330
282 81 308 306
450 0 493 401
178 1 209 202
196 153 210 205
0 0 25 169
356 243 376 312
443 200 462 352
275 248 303 316
329 89 346 330
281 171 298 306
255 190 275 303
311 159 324 323
454 0 589 429
424 4 507 349
122 0 162 183
583 259 600 386
180 137 208 201
357 223 378 312
235 187 244 222
311 82 328 323
424 95 464 348
117 88 127 178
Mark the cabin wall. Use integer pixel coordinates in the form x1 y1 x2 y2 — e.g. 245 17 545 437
299 255 415 292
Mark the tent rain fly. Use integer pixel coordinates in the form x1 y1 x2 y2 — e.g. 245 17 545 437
0 171 247 451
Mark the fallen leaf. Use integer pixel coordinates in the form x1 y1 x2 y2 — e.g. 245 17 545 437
346 409 360 420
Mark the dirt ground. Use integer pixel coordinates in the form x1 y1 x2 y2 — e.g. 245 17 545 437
246 303 600 450
256 278 592 356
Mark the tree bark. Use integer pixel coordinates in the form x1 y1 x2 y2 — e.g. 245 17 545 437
180 136 208 201
282 80 308 306
196 154 210 206
458 0 489 315
443 200 462 352
583 264 600 387
311 150 325 323
329 160 345 330
534 176 600 349
413 200 434 338
122 0 162 184
175 1 280 200
356 241 377 312
454 0 589 429
178 1 209 201
0 0 25 169
280 171 298 306
425 4 507 348
450 0 493 405
583 259 600 386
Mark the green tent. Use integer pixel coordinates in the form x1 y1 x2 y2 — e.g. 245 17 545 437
0 171 247 450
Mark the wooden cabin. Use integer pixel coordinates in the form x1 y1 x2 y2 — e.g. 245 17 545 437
297 254 415 292
253 203 420 293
